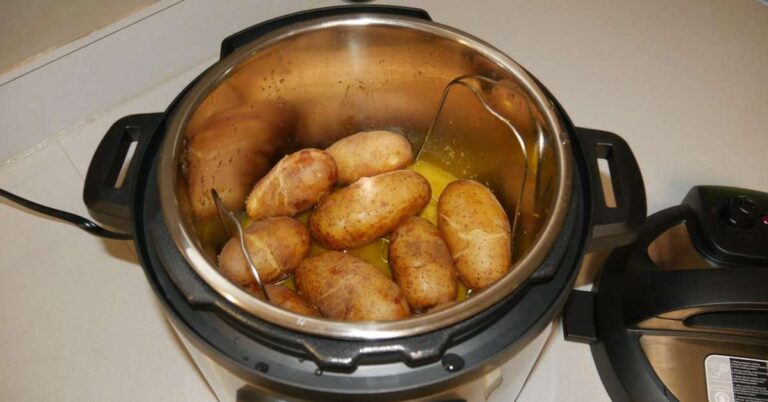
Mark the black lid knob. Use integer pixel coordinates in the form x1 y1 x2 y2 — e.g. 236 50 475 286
724 196 759 228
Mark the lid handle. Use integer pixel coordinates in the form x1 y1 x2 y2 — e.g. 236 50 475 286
622 268 768 336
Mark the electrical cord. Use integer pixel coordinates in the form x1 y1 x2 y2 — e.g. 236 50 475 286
0 188 132 240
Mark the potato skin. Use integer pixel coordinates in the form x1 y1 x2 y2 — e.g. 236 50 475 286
326 131 414 185
186 114 280 220
294 251 410 321
389 217 457 311
309 170 431 250
246 149 337 221
218 217 310 286
438 180 512 291
259 285 322 317
244 284 321 317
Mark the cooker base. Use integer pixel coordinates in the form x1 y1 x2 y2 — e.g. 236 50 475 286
171 320 555 402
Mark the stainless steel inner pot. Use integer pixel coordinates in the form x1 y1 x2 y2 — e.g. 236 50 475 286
158 13 573 340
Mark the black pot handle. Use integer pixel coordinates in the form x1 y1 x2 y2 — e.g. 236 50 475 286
83 113 164 233
220 5 432 58
574 127 646 252
563 289 599 344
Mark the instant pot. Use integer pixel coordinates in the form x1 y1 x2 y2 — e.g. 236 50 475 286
565 186 768 402
5 5 648 402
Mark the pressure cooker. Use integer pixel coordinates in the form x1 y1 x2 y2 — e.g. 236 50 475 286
3 5 647 402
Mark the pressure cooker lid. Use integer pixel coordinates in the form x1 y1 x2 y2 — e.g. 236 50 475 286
565 185 768 402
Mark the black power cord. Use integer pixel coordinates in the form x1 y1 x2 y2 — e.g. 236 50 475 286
0 188 132 240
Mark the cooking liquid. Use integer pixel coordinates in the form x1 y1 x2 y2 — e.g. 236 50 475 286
277 160 471 302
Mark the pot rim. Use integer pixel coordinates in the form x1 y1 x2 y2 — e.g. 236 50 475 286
158 13 573 340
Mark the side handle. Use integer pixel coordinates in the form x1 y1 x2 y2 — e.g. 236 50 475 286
563 290 599 344
574 128 646 252
83 113 164 233
220 5 432 58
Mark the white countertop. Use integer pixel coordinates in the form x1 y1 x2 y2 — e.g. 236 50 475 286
1 1 766 401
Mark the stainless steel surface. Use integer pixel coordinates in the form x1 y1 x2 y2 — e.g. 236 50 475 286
211 189 269 302
647 223 714 270
158 13 573 339
639 334 768 402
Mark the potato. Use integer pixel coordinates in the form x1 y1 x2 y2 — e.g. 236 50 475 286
438 180 512 291
218 217 310 286
244 284 321 317
186 113 281 220
389 217 457 311
326 130 414 185
245 149 337 221
294 251 410 321
309 170 431 250
427 301 457 314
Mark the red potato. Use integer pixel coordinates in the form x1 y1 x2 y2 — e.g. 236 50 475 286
389 217 457 311
294 251 410 321
309 170 431 250
218 217 310 286
246 149 337 221
326 130 414 185
438 180 512 291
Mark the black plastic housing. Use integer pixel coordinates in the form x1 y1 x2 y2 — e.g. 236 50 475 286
564 186 768 402
83 113 163 233
683 186 768 266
